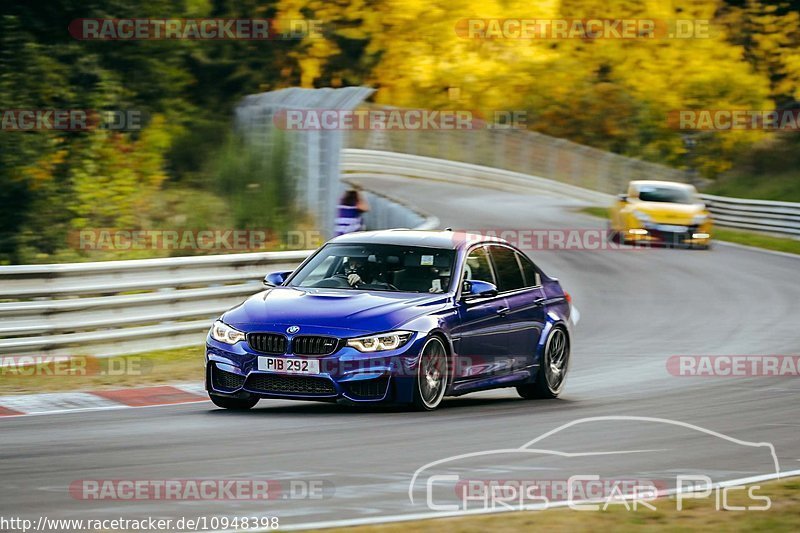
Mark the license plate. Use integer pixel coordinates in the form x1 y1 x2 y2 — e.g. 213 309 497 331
257 356 320 375
654 224 688 233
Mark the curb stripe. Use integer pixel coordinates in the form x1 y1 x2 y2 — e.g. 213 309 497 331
0 384 206 417
92 385 205 407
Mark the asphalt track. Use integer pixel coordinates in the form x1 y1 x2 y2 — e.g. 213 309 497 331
1 176 799 529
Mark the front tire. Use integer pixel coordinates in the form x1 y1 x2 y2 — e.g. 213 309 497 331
412 337 449 411
518 327 570 399
209 393 259 410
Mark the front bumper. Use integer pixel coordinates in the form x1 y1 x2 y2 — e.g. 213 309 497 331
205 333 426 404
623 223 711 247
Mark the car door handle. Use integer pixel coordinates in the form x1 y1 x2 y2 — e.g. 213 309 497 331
496 307 510 316
533 298 546 306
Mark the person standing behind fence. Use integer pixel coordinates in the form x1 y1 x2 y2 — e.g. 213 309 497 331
334 189 370 235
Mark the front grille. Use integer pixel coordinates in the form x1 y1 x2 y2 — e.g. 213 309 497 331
292 336 340 356
245 373 336 395
345 377 390 399
247 333 287 354
212 367 245 390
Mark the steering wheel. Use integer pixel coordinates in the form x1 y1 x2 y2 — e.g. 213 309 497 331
310 274 351 288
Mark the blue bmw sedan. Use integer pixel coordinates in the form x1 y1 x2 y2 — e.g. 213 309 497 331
205 230 574 411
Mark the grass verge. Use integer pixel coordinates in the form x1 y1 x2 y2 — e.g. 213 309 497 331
0 346 205 396
578 207 800 255
317 477 800 533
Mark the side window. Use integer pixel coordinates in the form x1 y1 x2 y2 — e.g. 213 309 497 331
464 246 494 284
489 246 525 292
517 252 540 287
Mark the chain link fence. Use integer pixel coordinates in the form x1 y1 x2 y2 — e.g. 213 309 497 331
345 108 687 197
235 87 375 239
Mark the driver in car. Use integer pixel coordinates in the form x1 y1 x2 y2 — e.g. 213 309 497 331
344 256 391 289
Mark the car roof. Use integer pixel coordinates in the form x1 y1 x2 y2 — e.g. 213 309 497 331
328 229 505 250
630 180 696 190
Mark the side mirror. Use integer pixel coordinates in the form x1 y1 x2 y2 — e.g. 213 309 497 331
264 270 292 286
617 194 628 202
462 279 498 299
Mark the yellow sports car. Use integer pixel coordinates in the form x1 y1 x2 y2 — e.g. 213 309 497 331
609 180 712 249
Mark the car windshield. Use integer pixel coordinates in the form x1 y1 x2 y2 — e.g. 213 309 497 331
638 186 695 204
289 243 457 293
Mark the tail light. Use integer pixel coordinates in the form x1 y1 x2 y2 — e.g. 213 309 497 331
564 291 572 303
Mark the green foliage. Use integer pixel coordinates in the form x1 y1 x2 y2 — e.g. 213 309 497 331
0 0 301 263
706 134 800 201
210 130 298 234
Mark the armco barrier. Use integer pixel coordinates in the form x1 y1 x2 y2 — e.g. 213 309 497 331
699 194 800 237
0 251 311 357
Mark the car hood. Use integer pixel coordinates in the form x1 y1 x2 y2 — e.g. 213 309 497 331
222 286 450 336
633 201 706 224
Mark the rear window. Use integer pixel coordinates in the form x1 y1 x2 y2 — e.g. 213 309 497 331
638 186 694 204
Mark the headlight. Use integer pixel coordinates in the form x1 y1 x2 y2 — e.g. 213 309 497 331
347 331 413 352
693 214 709 225
633 210 651 223
210 320 246 345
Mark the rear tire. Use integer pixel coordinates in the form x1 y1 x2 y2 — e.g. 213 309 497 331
209 394 259 410
517 327 570 399
411 337 449 411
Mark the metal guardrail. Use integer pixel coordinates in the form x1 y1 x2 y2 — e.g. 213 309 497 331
0 251 311 357
699 194 800 237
